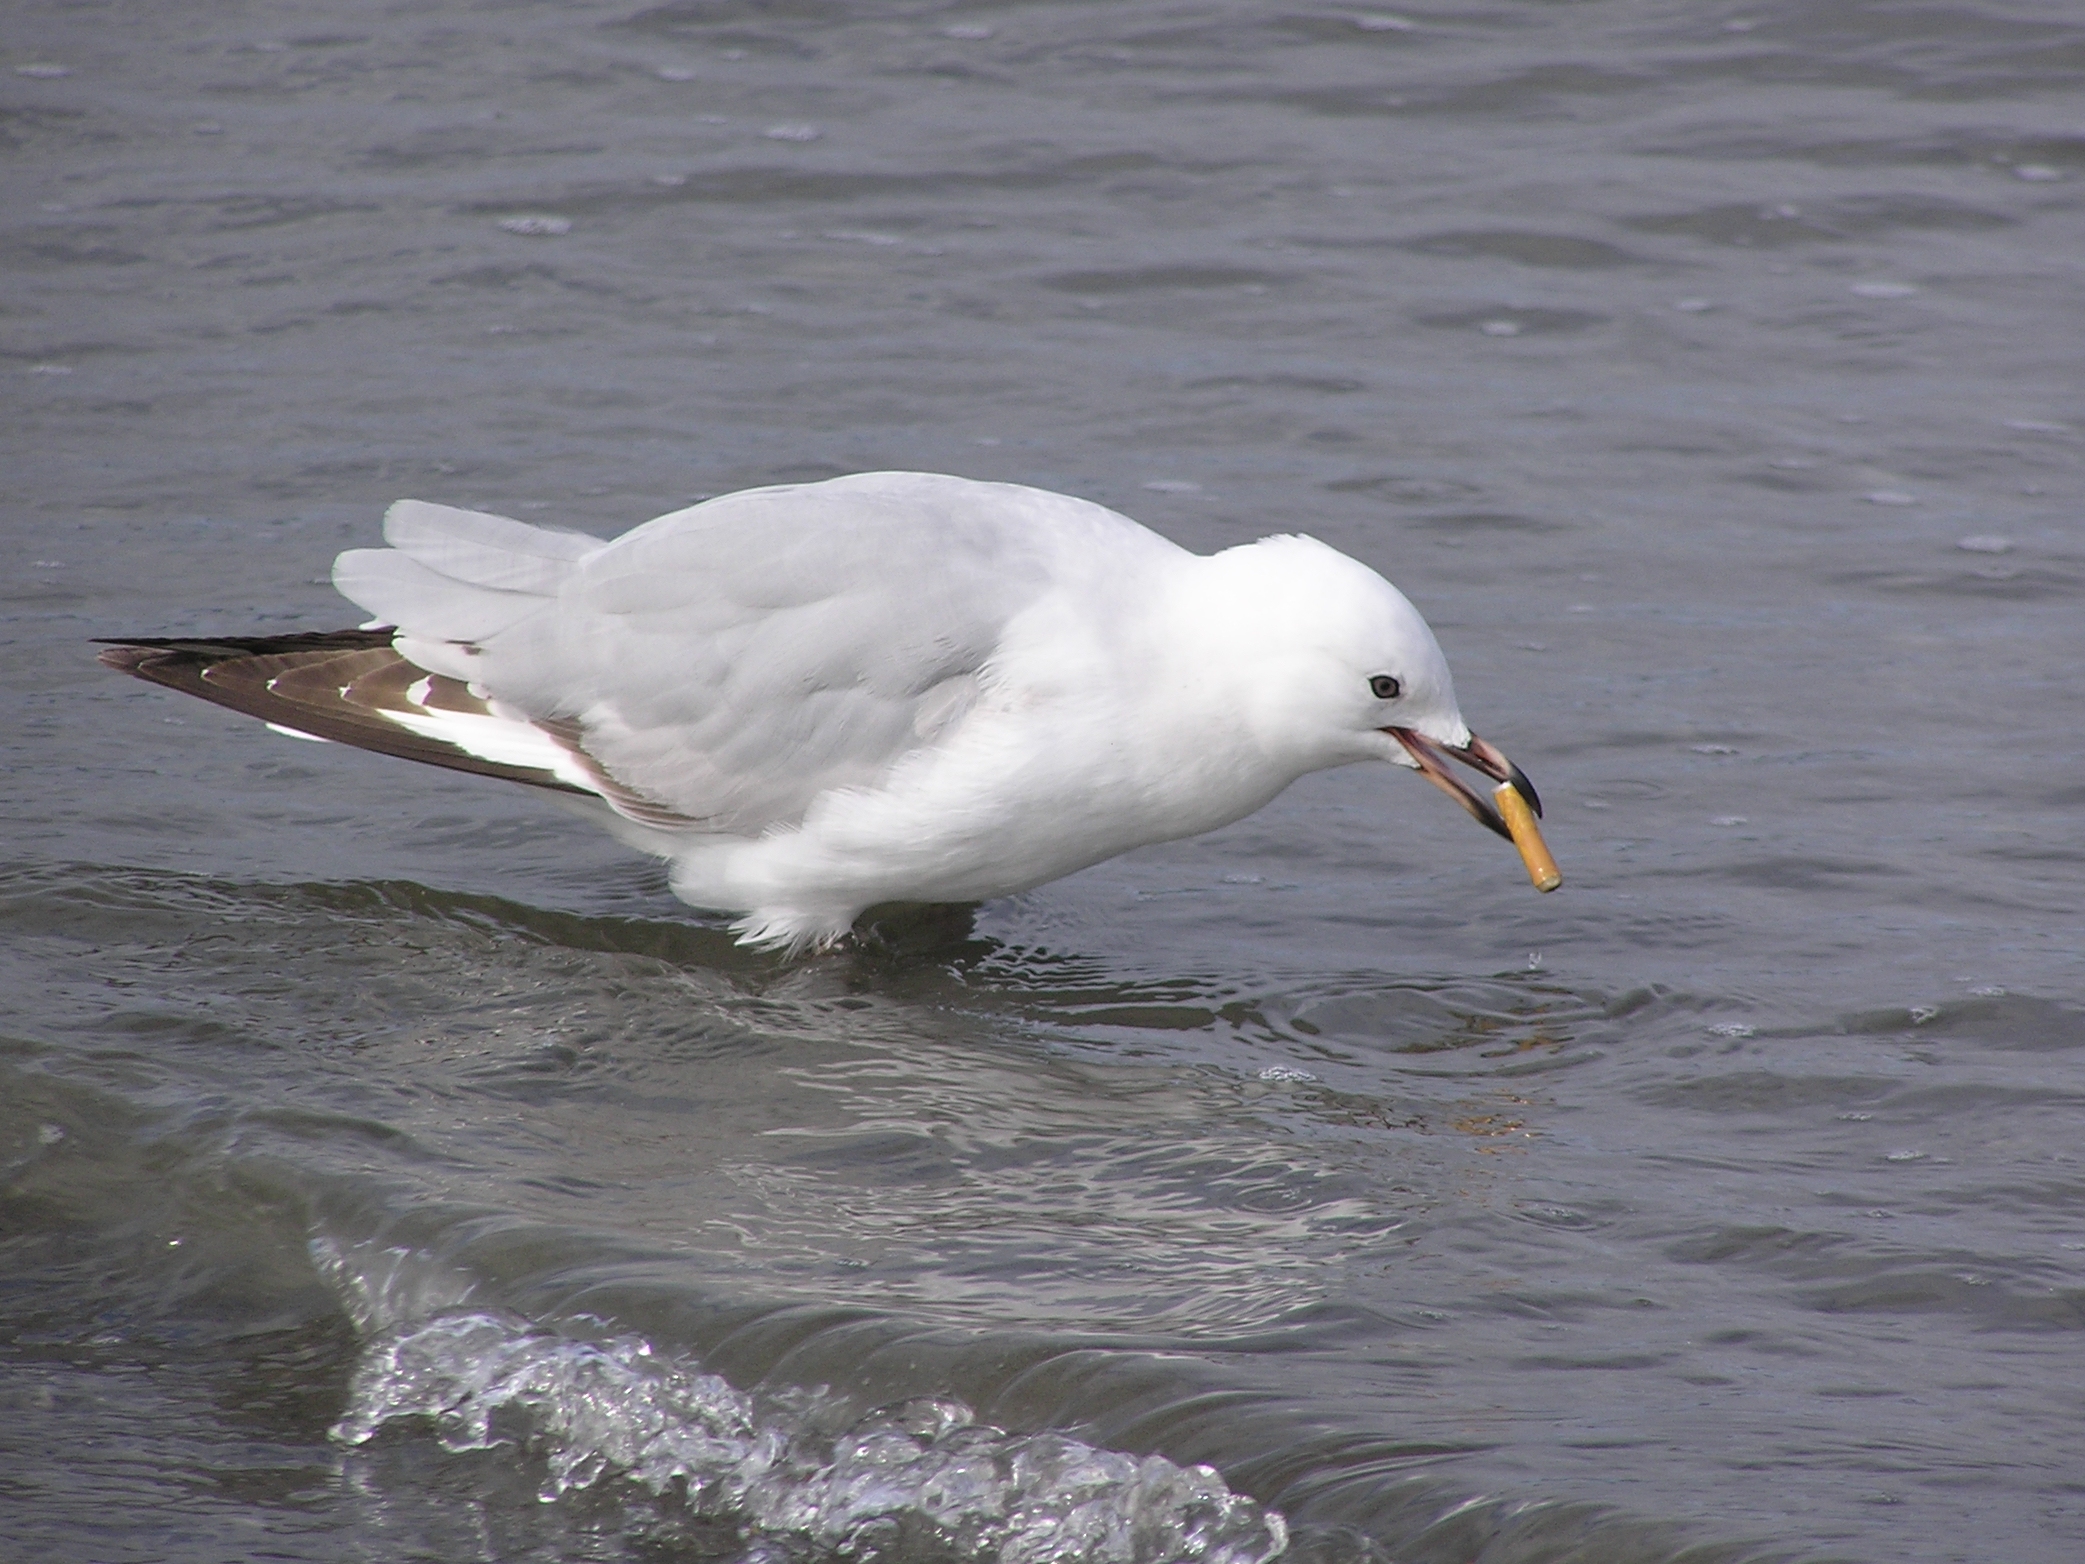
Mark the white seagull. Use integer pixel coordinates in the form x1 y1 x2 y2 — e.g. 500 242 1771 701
102 471 1558 949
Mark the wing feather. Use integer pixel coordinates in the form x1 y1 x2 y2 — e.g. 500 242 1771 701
360 475 1117 833
95 632 595 794
113 474 1178 841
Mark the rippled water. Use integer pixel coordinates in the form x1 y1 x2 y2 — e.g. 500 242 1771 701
6 2 2084 1561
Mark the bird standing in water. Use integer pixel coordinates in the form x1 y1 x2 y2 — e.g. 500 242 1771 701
101 471 1558 949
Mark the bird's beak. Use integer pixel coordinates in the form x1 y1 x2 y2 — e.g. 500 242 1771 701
1386 728 1562 893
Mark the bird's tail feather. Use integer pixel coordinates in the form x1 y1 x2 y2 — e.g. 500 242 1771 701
331 500 598 679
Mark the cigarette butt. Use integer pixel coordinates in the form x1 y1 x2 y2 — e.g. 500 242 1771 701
1495 782 1562 893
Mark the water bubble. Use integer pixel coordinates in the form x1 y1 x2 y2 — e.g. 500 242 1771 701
1709 815 1748 827
1837 1111 1872 1121
14 63 72 78
1709 1023 1755 1038
1691 743 1738 755
1969 984 2006 996
1909 1004 1939 1023
1956 534 2012 554
1849 281 1918 298
764 123 822 142
1142 479 1201 493
1478 319 1521 336
1256 1065 1316 1083
1885 1149 1926 1162
498 215 571 236
2013 164 2062 181
1863 490 1917 505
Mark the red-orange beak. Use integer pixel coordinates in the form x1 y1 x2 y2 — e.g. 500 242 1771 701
1386 728 1561 892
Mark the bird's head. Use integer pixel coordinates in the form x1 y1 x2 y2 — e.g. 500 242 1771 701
1200 533 1561 893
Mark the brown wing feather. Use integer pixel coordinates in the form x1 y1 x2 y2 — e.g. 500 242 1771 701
96 630 594 796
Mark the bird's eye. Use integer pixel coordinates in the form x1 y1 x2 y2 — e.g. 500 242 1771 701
1369 674 1402 700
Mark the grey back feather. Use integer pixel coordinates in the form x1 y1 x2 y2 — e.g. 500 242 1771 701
329 473 1172 834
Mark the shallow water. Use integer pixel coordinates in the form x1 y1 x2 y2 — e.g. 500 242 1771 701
5 2 2084 1561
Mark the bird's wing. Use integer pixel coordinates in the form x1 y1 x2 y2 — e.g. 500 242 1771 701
95 629 602 796
332 473 1164 834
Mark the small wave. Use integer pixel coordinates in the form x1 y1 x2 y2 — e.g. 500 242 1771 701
333 1312 1289 1564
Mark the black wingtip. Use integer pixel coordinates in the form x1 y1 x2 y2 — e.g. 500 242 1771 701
96 643 157 674
95 627 397 660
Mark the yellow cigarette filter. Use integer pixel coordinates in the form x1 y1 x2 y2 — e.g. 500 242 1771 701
1494 782 1562 893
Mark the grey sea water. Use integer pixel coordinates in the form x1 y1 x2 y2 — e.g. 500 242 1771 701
5 2 2083 1561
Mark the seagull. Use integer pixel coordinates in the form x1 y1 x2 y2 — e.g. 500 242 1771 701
101 471 1558 949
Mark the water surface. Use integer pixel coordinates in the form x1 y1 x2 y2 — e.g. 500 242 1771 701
5 3 2083 1561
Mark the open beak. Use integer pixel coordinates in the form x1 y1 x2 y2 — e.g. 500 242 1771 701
1387 728 1562 893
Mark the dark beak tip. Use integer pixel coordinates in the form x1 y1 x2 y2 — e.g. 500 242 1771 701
1509 765 1544 819
1446 734 1544 818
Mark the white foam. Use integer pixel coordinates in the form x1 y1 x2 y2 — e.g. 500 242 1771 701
334 1312 1289 1564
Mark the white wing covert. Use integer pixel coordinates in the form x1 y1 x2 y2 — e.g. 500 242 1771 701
331 473 1138 836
